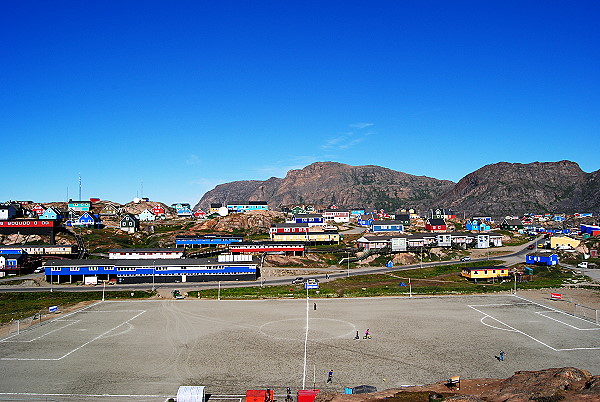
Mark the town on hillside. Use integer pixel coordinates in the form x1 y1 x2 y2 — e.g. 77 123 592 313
0 198 598 286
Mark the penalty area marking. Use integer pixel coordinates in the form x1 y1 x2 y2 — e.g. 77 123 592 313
0 310 146 361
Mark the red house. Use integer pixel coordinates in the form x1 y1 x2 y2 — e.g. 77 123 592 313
269 223 310 235
426 218 447 232
193 209 206 218
32 204 46 215
151 204 166 217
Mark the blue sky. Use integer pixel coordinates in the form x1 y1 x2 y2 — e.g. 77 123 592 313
2 1 599 205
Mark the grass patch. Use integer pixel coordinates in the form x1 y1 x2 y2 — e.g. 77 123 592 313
0 291 154 323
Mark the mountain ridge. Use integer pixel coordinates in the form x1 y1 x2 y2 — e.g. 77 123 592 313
195 161 600 216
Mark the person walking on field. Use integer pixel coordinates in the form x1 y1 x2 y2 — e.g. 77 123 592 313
499 351 505 361
327 369 333 383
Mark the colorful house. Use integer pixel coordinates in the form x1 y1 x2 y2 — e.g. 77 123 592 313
357 214 375 227
370 220 404 233
466 219 491 232
0 253 27 275
350 208 365 216
550 236 580 250
152 204 166 217
425 218 447 232
193 209 206 219
501 218 524 231
39 207 63 221
100 204 120 216
322 209 350 223
290 206 306 215
67 200 91 212
209 203 222 214
294 214 325 226
461 266 510 280
32 204 46 215
269 223 310 239
430 208 457 219
393 214 411 226
120 214 140 233
226 201 269 213
137 209 156 222
0 204 18 220
526 251 559 266
73 212 101 228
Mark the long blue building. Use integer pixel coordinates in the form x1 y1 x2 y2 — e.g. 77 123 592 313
43 256 258 284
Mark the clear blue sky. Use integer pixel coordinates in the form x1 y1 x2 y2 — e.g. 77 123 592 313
2 1 598 205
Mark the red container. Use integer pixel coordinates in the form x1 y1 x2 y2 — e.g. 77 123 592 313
246 390 274 402
297 389 320 402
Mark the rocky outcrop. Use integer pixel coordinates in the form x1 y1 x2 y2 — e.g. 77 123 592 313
315 367 599 402
190 210 285 234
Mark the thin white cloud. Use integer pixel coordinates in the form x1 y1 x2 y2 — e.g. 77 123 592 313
349 122 374 129
321 131 371 151
185 154 201 166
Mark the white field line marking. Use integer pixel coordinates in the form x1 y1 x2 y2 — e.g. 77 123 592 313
0 392 169 399
534 311 600 331
468 302 532 307
514 294 600 327
480 316 517 332
0 310 146 361
0 301 102 343
468 305 558 351
302 295 309 389
2 320 80 343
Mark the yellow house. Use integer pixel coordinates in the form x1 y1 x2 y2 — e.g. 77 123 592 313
272 231 340 244
550 236 580 250
461 266 510 280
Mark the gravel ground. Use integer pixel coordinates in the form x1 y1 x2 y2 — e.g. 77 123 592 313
1 294 599 401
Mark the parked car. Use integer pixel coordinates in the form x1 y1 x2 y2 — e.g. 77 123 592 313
291 277 304 284
306 278 319 284
460 257 471 262
527 244 535 249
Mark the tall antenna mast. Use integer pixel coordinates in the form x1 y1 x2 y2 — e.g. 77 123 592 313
78 174 82 201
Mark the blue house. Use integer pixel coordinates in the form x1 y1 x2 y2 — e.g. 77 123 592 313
39 207 63 221
73 212 101 228
526 251 559 266
350 208 365 216
553 216 566 222
294 214 324 226
466 219 491 232
357 214 375 227
370 220 404 233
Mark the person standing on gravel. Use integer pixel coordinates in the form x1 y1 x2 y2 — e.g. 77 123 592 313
327 369 333 383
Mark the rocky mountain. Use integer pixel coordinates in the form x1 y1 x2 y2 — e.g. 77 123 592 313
195 160 600 216
435 160 600 216
195 162 454 211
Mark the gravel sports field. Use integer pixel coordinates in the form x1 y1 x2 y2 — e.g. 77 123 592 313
1 294 599 401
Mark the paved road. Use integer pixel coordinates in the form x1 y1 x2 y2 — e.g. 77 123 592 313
0 238 546 293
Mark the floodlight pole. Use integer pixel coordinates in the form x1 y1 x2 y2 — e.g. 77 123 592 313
218 281 221 300
50 270 53 293
513 269 517 294
102 280 105 301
